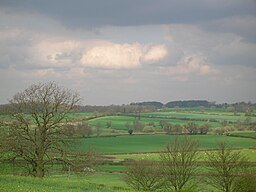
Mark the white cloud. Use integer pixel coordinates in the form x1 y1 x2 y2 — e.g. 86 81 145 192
81 41 167 69
143 45 168 63
162 54 218 80
34 39 83 67
32 39 168 70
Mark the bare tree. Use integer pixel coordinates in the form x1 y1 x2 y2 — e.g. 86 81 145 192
160 137 199 192
76 121 92 137
0 82 81 177
95 122 102 137
206 142 249 192
124 159 165 191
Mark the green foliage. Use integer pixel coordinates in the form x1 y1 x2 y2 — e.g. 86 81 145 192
142 125 155 133
128 129 133 135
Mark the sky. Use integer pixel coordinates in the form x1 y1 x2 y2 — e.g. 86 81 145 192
0 0 256 105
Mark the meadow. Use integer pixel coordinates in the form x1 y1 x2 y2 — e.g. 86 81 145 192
73 134 256 154
1 107 256 191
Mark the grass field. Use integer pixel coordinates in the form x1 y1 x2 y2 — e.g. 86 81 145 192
88 109 256 132
73 134 256 154
106 148 256 162
142 111 256 122
0 175 130 192
66 112 93 121
231 131 256 137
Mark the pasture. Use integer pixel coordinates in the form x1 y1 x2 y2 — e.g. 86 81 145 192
73 134 256 154
1 107 256 191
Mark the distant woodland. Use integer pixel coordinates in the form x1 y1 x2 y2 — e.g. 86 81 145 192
1 100 255 115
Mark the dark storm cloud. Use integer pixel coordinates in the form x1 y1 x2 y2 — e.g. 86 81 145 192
1 0 255 27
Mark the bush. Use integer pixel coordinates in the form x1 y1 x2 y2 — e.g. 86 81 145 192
142 125 155 133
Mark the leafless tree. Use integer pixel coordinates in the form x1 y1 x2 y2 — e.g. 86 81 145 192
0 82 81 177
160 137 199 192
124 159 165 191
206 142 249 192
76 121 92 137
68 149 98 175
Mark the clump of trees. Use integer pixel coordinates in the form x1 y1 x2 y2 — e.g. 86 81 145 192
125 137 200 192
160 121 211 135
125 139 254 192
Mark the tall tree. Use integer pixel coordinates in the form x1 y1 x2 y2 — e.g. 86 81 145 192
0 82 81 177
206 142 248 192
160 137 199 192
124 159 164 191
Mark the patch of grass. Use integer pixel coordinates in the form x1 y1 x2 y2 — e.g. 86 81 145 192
108 148 256 162
142 111 256 122
231 131 256 137
0 175 131 192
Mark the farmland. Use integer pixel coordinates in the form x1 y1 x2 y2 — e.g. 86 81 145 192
73 134 256 154
1 107 256 191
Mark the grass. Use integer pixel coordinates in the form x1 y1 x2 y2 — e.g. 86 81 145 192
0 163 27 175
107 148 256 162
1 109 256 192
65 112 93 121
73 134 256 154
0 175 131 192
142 111 256 122
97 165 127 172
231 131 256 137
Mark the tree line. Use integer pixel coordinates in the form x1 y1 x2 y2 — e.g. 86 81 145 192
1 99 255 116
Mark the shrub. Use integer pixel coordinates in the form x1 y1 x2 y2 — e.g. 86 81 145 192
142 125 155 133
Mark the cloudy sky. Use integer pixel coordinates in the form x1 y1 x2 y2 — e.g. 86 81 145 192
0 0 256 105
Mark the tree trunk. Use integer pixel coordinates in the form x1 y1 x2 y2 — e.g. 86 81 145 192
35 160 44 178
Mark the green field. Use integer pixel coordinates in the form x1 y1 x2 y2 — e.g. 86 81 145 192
73 134 256 154
0 175 130 192
231 131 256 137
107 148 256 162
66 112 93 121
88 109 256 132
142 111 256 123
